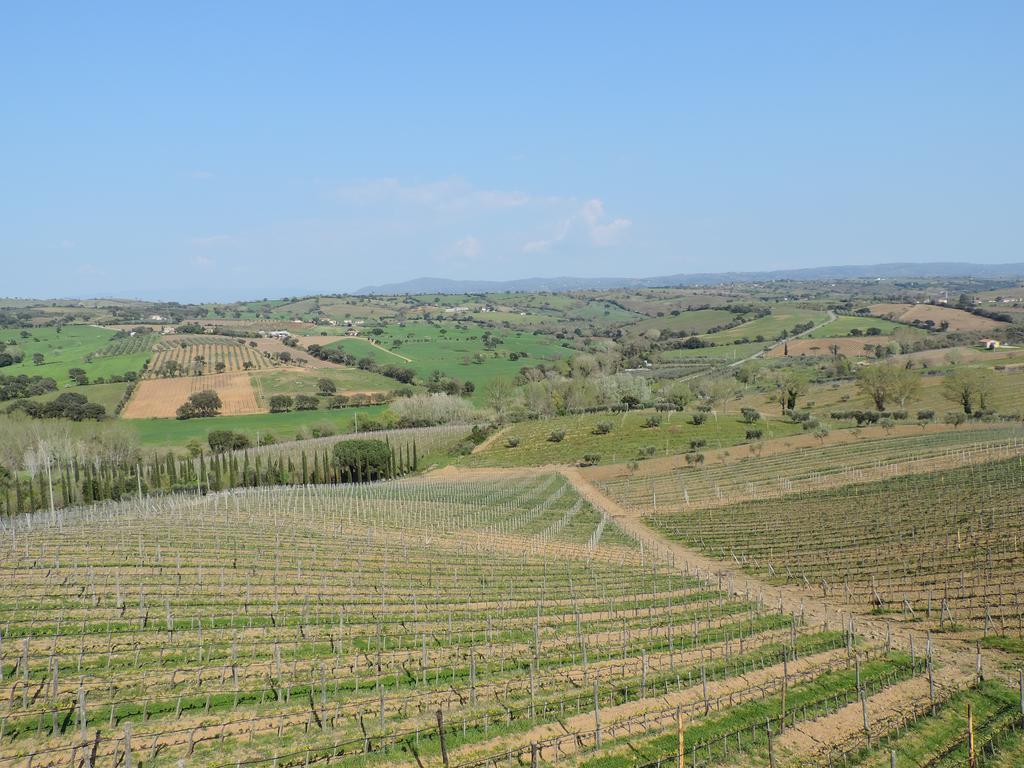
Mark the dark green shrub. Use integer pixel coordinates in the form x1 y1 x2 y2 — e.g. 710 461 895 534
332 439 393 482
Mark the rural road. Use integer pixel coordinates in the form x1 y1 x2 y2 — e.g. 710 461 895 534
726 308 837 367
673 309 837 383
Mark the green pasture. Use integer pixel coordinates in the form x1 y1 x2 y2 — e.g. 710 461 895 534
125 404 389 448
0 325 149 384
806 315 925 338
627 308 742 335
458 408 803 467
705 307 829 343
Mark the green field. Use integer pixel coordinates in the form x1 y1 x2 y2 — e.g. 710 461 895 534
125 404 388 447
253 367 410 400
805 314 924 338
704 307 829 343
458 408 803 467
21 381 130 413
627 308 741 336
659 340 768 361
0 325 150 384
324 321 571 400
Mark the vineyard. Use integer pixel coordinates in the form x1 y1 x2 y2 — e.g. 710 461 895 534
596 427 1024 511
89 334 156 359
148 338 276 377
4 468 1023 767
643 452 1024 638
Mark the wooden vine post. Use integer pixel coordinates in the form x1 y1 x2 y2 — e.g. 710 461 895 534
676 705 684 768
780 656 788 734
436 709 449 768
967 702 976 768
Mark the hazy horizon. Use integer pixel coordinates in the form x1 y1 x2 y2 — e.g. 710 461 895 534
3 3 1022 301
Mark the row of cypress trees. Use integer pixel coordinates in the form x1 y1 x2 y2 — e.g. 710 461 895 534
0 438 418 516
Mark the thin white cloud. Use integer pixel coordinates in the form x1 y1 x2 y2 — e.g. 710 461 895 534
455 235 481 259
523 198 631 253
581 199 632 246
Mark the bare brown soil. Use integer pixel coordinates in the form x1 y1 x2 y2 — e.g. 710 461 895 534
776 668 968 762
121 372 262 418
250 337 327 367
868 303 1008 332
765 336 895 358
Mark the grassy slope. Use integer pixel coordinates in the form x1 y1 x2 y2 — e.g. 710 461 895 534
705 307 829 343
20 381 129 412
125 404 388 448
458 408 803 467
805 315 925 338
326 322 571 401
659 341 768 361
1 326 150 384
627 308 740 335
253 367 408 399
736 361 1024 418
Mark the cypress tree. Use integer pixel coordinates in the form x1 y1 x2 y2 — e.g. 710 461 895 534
412 440 418 471
301 451 309 484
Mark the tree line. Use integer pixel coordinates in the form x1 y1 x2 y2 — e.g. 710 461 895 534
0 436 419 516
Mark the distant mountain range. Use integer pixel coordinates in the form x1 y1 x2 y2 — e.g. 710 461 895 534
355 262 1024 295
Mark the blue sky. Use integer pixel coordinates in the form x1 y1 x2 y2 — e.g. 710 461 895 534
2 2 1022 300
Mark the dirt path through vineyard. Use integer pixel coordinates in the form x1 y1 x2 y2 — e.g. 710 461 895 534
436 463 985 764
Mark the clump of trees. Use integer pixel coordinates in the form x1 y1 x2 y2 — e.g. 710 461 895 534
6 392 105 421
941 368 996 415
332 439 395 482
855 363 921 410
0 374 57 401
176 390 222 420
208 429 251 453
269 395 293 413
305 344 417 385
